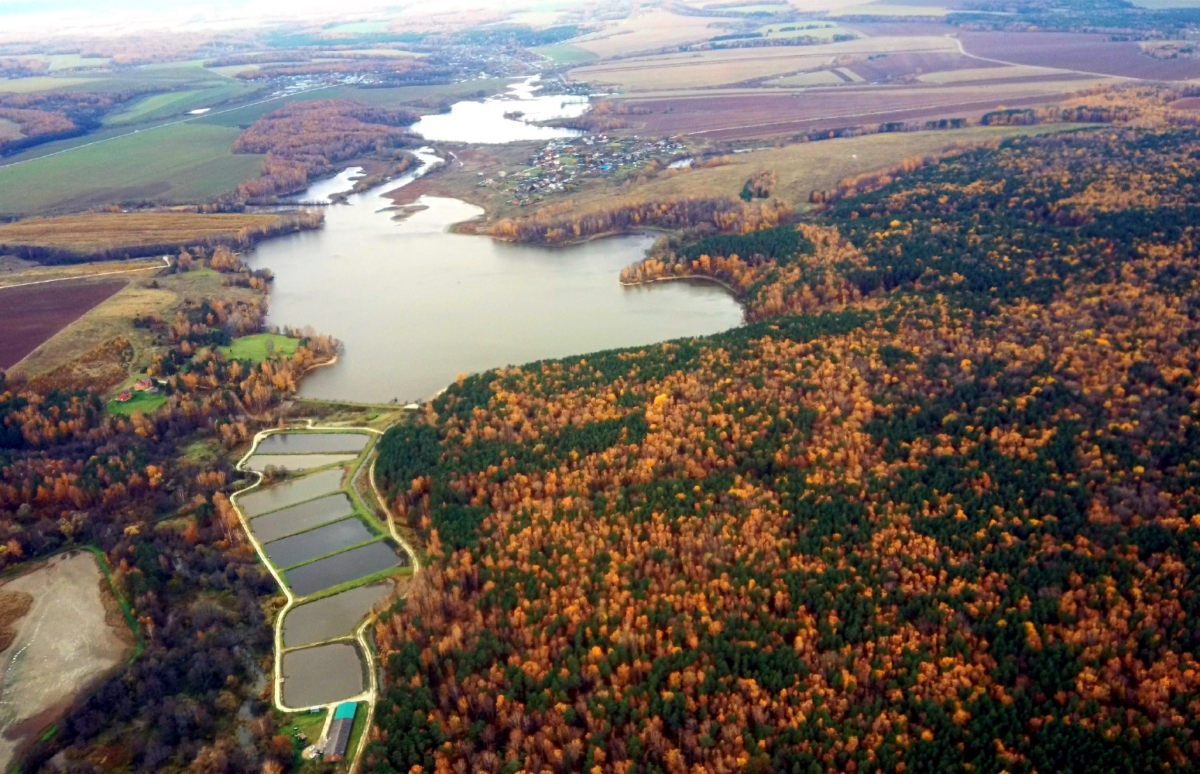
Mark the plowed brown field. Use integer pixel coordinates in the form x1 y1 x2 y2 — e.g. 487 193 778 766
0 278 126 369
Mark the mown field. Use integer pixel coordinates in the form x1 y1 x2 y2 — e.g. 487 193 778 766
0 123 263 216
0 211 284 255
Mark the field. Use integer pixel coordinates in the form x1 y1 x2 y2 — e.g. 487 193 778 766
9 268 262 393
0 257 162 289
959 31 1200 79
609 83 1092 139
218 333 301 362
532 43 598 63
103 83 256 126
0 123 263 216
0 211 284 255
0 117 22 140
570 9 732 58
0 278 127 369
570 35 961 91
0 552 130 772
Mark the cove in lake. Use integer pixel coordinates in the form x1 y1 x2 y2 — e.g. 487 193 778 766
409 76 587 144
246 155 745 404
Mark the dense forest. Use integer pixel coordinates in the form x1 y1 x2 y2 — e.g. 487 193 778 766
368 124 1200 773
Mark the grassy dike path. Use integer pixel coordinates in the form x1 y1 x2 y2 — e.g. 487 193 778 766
229 421 420 773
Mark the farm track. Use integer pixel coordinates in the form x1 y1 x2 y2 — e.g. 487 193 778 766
0 256 170 291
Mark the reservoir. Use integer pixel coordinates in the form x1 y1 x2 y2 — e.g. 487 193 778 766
247 154 744 404
409 76 587 144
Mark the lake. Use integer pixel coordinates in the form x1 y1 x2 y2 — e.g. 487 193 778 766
409 76 587 144
246 156 744 404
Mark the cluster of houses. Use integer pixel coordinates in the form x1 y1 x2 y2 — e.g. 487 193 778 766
484 135 689 207
115 377 158 404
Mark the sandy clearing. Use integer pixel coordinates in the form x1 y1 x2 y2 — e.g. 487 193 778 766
0 552 128 771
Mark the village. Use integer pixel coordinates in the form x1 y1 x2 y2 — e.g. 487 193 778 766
482 134 690 207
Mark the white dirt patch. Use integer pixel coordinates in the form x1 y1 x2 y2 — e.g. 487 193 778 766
0 552 128 771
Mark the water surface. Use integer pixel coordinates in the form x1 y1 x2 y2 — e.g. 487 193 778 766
283 584 393 648
247 167 744 404
250 493 356 543
285 542 402 597
238 468 345 517
282 643 364 708
266 519 376 569
255 432 371 455
246 453 357 473
410 77 587 144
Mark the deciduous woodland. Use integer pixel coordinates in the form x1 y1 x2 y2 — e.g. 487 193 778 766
232 99 419 200
369 123 1200 774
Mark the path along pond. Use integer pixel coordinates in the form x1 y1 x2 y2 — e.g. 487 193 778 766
246 82 743 404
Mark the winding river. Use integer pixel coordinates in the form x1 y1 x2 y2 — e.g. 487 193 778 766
246 125 743 405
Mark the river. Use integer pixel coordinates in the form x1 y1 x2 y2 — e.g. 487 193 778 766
408 76 588 144
246 153 744 404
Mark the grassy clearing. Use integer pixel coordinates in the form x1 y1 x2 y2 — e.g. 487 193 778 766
44 54 111 72
0 211 283 254
107 389 167 416
533 43 598 64
104 84 254 126
219 333 301 363
0 123 263 216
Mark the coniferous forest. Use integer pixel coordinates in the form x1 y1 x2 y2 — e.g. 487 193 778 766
370 126 1200 774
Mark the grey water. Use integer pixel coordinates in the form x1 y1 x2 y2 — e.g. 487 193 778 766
281 642 364 708
250 493 356 543
254 432 371 455
245 153 744 404
238 468 345 517
265 519 376 569
284 541 402 597
283 583 394 649
409 76 588 144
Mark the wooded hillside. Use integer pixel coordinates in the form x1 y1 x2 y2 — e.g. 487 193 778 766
369 125 1200 774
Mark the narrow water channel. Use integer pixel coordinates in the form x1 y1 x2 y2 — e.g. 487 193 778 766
246 152 744 404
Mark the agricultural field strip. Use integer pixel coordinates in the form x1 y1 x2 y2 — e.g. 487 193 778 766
0 84 330 171
680 92 1072 136
951 37 1141 81
0 256 169 290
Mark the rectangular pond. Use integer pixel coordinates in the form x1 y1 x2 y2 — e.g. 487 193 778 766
249 493 356 543
285 541 402 597
265 519 376 570
238 468 345 517
255 432 371 455
281 642 364 708
283 583 394 649
245 453 357 473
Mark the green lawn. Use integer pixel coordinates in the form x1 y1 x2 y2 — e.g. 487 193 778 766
532 43 597 64
44 54 111 72
0 123 263 216
104 83 256 126
219 333 300 363
107 390 167 416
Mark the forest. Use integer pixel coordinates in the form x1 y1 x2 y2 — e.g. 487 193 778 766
367 122 1200 774
233 99 419 200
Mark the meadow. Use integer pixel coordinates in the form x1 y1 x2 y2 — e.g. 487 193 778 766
0 123 263 215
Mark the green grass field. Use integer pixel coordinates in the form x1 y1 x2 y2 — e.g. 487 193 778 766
103 83 256 126
107 390 167 416
219 333 300 363
0 123 263 216
44 54 111 71
0 75 95 93
532 43 597 64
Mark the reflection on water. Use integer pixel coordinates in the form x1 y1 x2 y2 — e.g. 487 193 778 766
409 76 588 144
246 153 744 404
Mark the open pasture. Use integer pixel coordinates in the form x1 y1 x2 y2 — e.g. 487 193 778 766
842 51 994 81
0 211 283 256
0 123 263 216
959 31 1200 80
0 278 126 369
